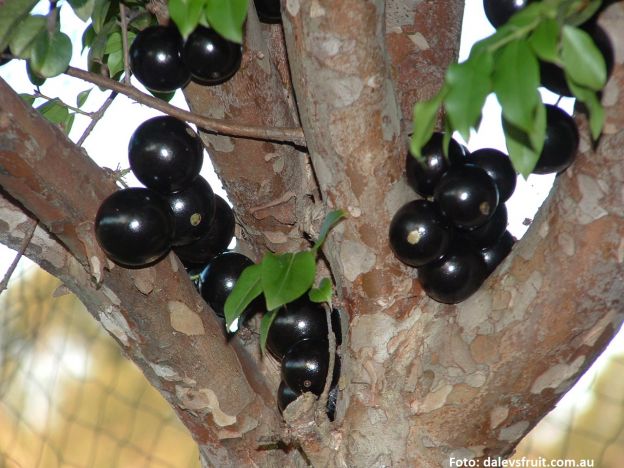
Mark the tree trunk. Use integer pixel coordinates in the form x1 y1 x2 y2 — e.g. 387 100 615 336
0 1 623 466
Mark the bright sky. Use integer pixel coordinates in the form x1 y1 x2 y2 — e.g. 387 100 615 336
0 0 622 451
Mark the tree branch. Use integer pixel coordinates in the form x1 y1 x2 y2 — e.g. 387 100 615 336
76 91 118 146
63 66 306 145
0 218 37 294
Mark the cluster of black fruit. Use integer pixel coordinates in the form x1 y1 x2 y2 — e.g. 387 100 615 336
483 0 614 97
391 102 580 304
95 115 235 269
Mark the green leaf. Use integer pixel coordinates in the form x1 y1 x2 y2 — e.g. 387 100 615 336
313 209 346 251
261 251 316 311
8 14 46 59
76 88 92 107
19 93 35 106
561 25 606 91
68 0 96 22
169 0 205 39
30 30 72 78
203 0 247 44
63 112 76 134
106 49 124 77
128 12 157 32
565 0 602 26
149 89 176 102
37 100 70 125
308 278 332 304
81 24 95 52
505 1 550 29
503 116 542 178
493 40 540 133
529 18 559 63
568 79 604 140
26 60 46 86
259 308 279 354
528 101 546 156
409 87 446 159
224 264 263 330
444 50 493 141
0 0 39 52
91 0 111 34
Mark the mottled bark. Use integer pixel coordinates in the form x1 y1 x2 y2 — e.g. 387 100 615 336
1 1 624 467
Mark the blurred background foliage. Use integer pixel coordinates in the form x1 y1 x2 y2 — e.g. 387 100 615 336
0 262 623 467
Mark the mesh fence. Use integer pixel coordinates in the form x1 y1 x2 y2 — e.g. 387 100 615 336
0 258 623 467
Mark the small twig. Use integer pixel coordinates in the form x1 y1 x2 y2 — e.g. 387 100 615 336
47 1 58 34
317 303 336 417
0 220 38 294
119 4 132 86
33 90 93 117
76 91 118 146
64 66 307 146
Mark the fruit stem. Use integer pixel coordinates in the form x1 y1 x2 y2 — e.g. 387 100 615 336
119 3 132 86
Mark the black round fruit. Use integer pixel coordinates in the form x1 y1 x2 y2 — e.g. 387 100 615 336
183 27 242 85
95 187 174 267
166 176 216 246
462 203 508 248
389 200 452 267
129 25 190 92
483 0 532 28
434 164 499 230
266 296 328 360
174 195 235 267
128 116 203 193
540 24 613 97
467 148 516 202
282 339 330 395
199 251 254 318
533 105 579 174
277 381 299 414
405 133 464 197
254 0 281 23
418 243 487 304
481 230 515 275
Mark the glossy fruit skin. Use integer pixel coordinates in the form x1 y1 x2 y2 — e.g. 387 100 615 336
277 381 299 413
326 385 338 422
418 243 487 304
129 25 190 92
166 176 216 246
483 0 532 28
467 148 516 202
481 230 515 275
462 203 508 248
95 188 174 267
282 339 339 395
540 24 613 97
405 133 464 197
331 309 342 347
128 116 203 193
389 200 452 267
254 0 281 23
266 296 328 360
174 195 235 268
434 164 499 230
199 252 254 318
183 27 242 85
533 105 579 174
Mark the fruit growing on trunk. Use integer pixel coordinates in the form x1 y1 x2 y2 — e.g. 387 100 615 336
183 27 242 85
165 176 216 246
483 0 533 28
467 148 517 202
533 105 579 174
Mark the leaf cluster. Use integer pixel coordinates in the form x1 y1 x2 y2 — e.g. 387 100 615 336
410 0 607 177
223 210 345 351
168 0 248 43
19 88 92 134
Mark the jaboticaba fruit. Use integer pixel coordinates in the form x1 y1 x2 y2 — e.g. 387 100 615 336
405 132 465 197
532 105 579 174
174 195 235 268
467 148 516 202
481 230 515 275
282 339 339 395
128 116 203 193
95 187 174 267
277 381 299 414
389 200 452 267
462 203 508 248
483 0 533 29
166 176 216 246
254 0 282 23
266 296 328 360
434 164 499 230
129 25 190 93
182 27 242 85
199 251 255 318
540 24 614 97
418 242 487 304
